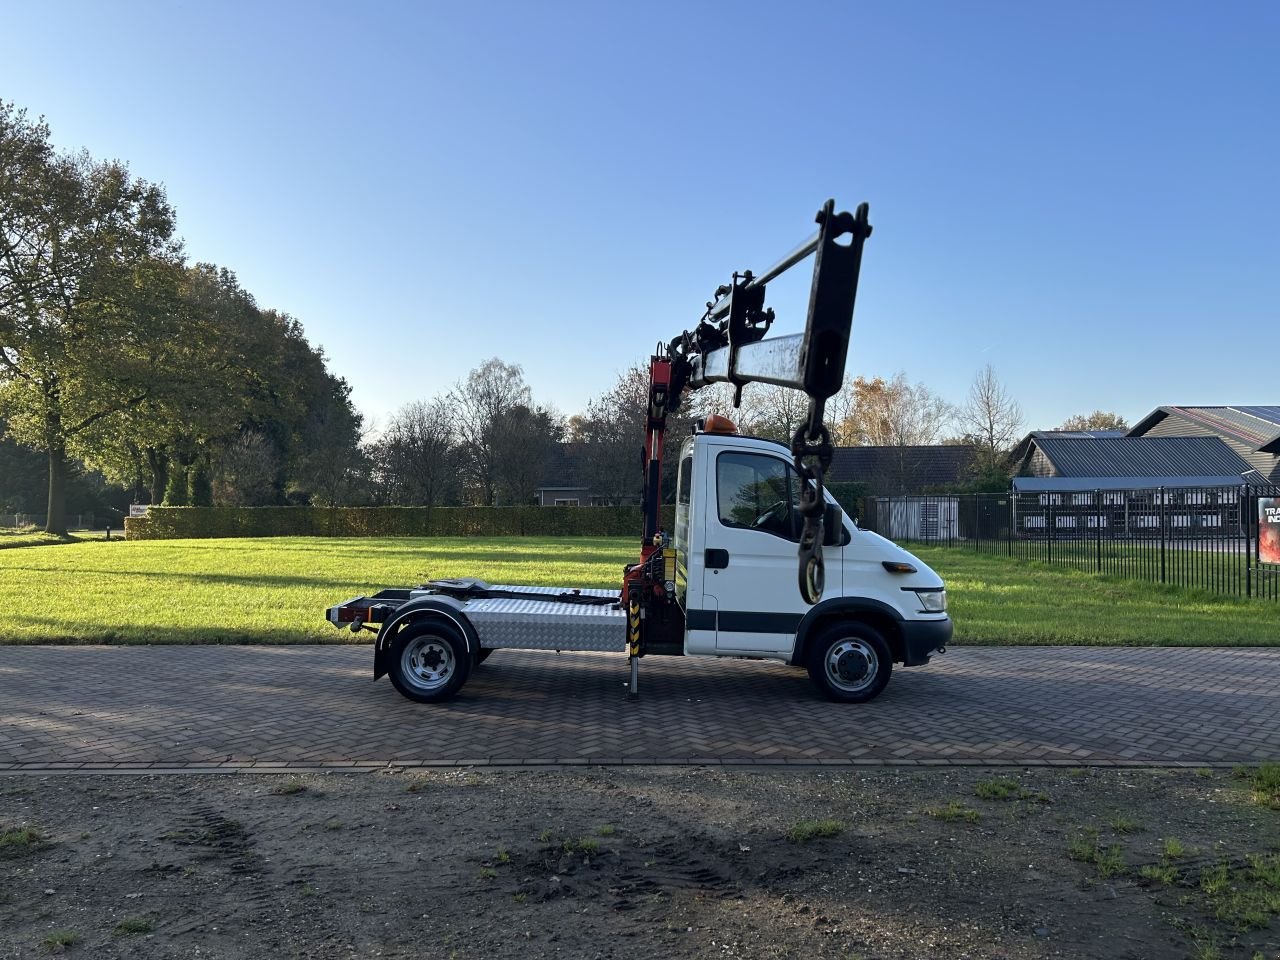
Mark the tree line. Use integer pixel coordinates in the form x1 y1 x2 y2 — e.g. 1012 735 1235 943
0 101 363 533
368 356 1130 508
2 100 1132 529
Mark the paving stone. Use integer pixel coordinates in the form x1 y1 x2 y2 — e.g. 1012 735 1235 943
0 646 1277 768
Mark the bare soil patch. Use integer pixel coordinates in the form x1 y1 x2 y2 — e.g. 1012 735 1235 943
0 767 1277 959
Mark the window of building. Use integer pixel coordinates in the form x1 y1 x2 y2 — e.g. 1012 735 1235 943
554 498 580 506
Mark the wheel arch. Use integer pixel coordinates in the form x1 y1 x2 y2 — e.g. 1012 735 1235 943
790 598 906 667
374 599 478 680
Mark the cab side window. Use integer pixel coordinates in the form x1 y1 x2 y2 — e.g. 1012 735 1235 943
716 452 800 541
675 453 693 550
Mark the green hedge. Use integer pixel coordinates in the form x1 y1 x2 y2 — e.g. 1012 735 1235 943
125 505 679 540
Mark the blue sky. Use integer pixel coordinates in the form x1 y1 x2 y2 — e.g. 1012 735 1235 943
4 2 1277 433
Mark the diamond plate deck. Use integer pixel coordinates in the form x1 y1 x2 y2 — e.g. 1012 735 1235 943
461 585 627 653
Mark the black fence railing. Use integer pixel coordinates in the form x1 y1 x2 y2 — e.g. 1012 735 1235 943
854 484 1280 602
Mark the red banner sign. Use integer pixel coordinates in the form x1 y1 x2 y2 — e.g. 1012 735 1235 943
1261 498 1280 565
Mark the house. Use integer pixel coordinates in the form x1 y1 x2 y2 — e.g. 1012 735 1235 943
534 446 593 506
534 444 644 506
1009 432 1256 538
1008 432 1249 491
1128 406 1280 484
1010 433 1254 493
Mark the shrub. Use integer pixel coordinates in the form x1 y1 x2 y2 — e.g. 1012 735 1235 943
188 462 213 507
163 468 189 506
126 505 677 540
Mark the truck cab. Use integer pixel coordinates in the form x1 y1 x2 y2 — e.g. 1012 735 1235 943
674 423 951 700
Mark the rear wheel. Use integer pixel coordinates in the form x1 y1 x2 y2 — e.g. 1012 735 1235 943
806 622 892 703
388 622 472 703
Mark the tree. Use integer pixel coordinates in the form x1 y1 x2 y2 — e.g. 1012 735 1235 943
213 431 279 506
568 365 648 505
377 397 460 507
957 364 1024 472
451 358 533 505
1057 410 1130 432
494 403 563 505
840 373 955 447
290 375 368 507
0 102 184 533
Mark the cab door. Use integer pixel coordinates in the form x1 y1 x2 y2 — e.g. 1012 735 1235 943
704 446 841 653
674 442 716 655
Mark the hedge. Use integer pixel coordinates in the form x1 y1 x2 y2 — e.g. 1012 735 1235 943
125 505 679 540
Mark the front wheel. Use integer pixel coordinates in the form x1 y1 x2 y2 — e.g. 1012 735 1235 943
806 622 892 703
388 622 472 703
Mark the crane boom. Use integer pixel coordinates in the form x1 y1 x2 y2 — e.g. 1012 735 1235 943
625 199 872 623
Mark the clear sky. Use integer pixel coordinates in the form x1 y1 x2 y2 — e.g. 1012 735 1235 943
3 2 1277 434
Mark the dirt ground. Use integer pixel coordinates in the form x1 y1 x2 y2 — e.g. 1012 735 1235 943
1 767 1277 960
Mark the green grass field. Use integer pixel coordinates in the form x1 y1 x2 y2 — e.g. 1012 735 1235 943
910 546 1280 645
0 536 1276 645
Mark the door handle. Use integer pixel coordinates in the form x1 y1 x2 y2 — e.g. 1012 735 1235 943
705 548 729 569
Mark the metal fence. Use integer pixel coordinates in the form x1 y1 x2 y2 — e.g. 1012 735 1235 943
855 484 1280 602
0 513 96 530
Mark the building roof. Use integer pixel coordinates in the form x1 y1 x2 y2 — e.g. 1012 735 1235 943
1013 475 1248 492
1032 430 1128 440
1130 405 1280 453
1009 430 1127 466
828 445 977 492
1026 435 1252 480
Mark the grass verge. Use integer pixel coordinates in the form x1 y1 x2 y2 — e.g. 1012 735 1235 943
0 535 1277 645
912 546 1280 645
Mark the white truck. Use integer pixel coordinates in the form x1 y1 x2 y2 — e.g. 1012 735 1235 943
326 200 951 703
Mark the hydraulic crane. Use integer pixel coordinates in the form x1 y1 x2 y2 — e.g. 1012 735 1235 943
328 199 952 705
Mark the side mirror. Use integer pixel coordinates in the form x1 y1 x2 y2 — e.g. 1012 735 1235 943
823 502 844 546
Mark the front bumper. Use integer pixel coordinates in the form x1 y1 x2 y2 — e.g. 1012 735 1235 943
901 617 952 666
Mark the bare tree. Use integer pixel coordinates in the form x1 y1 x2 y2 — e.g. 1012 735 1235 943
451 359 532 505
378 397 460 506
569 365 647 504
823 378 859 447
957 364 1024 471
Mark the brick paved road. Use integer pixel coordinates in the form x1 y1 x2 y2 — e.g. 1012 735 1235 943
0 646 1277 770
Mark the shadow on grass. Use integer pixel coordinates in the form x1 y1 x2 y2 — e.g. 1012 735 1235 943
4 614 353 645
0 564 386 592
0 534 87 551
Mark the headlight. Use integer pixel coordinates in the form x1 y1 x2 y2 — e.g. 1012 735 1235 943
913 589 947 613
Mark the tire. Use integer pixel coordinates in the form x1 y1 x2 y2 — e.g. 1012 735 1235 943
806 621 892 703
387 621 472 704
